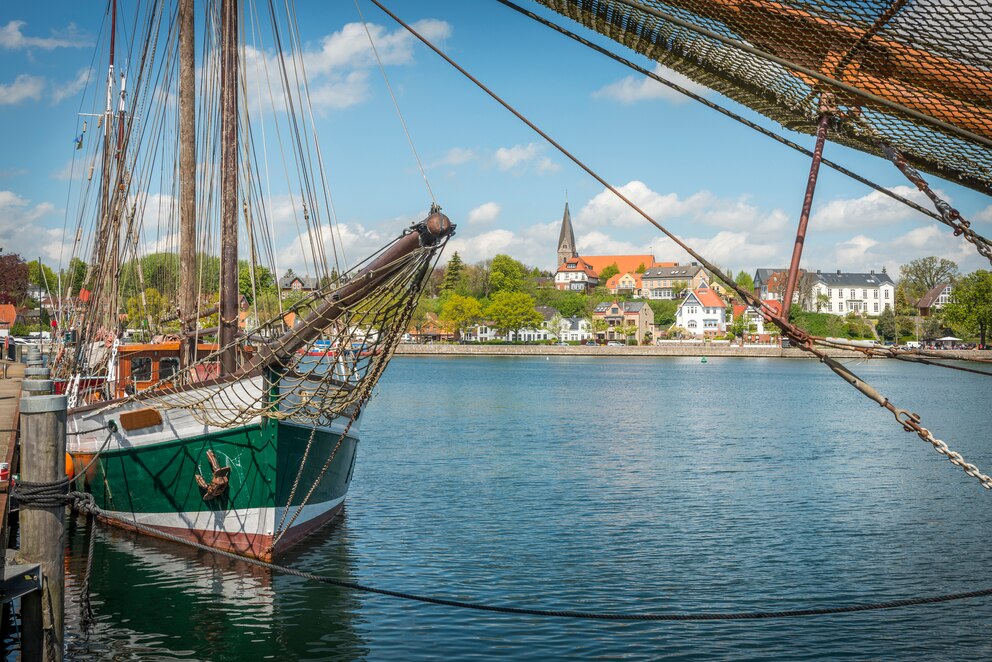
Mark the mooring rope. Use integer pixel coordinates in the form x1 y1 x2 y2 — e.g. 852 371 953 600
8 486 989 622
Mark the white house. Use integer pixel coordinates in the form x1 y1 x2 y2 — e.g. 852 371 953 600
554 256 599 292
809 269 895 315
674 283 727 337
558 317 593 342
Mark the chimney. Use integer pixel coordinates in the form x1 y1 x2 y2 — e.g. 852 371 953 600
836 269 841 275
870 269 874 274
816 269 821 274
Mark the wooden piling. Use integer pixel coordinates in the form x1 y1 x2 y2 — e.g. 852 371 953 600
18 394 66 662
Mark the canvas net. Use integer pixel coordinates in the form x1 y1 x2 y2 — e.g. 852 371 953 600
97 218 451 429
535 0 992 195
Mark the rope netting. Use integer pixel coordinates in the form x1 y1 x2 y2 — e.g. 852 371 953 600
91 219 449 429
534 0 992 195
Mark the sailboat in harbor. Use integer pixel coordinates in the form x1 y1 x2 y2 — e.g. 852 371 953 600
52 0 453 560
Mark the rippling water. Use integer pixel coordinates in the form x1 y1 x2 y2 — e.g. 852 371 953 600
52 356 992 660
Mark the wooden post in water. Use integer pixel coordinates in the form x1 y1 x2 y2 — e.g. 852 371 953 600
18 394 66 662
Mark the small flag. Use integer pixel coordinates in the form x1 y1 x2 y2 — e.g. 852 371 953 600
74 133 83 150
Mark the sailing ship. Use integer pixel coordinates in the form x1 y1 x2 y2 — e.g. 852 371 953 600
53 0 453 560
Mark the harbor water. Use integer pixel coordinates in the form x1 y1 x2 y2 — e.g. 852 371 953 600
51 356 992 659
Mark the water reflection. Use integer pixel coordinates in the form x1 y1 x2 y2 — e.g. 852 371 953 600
64 512 366 661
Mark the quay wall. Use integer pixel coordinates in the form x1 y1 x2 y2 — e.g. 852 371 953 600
394 344 981 360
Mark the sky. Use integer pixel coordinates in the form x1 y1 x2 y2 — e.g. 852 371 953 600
0 0 990 281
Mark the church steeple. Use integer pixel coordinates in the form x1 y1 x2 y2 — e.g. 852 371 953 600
557 202 577 265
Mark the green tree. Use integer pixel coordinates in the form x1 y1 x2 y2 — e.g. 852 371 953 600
591 317 608 340
635 262 647 274
734 270 755 294
899 257 958 302
28 259 57 293
238 261 276 303
599 262 620 282
876 306 897 341
485 291 541 338
62 257 88 295
618 321 638 345
439 294 483 340
943 270 992 346
442 252 467 295
125 287 170 332
647 299 678 327
488 254 527 294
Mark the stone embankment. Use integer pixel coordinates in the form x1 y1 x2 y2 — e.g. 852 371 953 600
394 343 979 359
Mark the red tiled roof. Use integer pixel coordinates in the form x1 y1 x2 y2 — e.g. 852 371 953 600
0 304 16 326
582 255 655 276
732 300 781 319
691 287 725 308
557 256 598 278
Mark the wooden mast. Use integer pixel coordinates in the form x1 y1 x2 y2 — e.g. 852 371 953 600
219 0 239 375
178 0 197 370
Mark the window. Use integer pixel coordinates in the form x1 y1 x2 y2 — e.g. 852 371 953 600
131 357 152 382
687 320 697 328
884 289 890 299
850 289 856 298
873 302 878 313
872 289 878 298
862 289 868 298
160 358 180 381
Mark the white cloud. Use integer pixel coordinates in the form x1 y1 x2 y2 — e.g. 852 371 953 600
646 231 781 269
536 157 560 174
0 20 90 50
0 191 60 259
467 202 500 224
975 205 992 223
431 147 476 168
494 143 542 172
445 221 558 267
593 64 710 105
0 74 44 105
50 67 90 105
0 168 26 179
811 186 933 231
576 181 690 228
242 19 451 113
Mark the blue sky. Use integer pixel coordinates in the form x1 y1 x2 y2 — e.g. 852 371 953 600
1 0 990 279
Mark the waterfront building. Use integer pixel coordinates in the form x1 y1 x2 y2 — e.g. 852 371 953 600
559 317 593 342
730 300 783 338
810 269 895 315
674 283 727 337
592 300 654 344
641 264 708 299
605 272 643 296
916 282 952 317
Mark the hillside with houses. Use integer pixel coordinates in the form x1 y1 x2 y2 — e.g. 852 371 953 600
0 205 989 351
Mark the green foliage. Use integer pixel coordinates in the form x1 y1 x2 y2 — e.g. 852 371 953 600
876 306 897 341
899 256 958 302
62 258 87 295
439 294 483 339
28 260 57 293
734 270 755 293
791 310 848 337
599 262 620 282
943 270 992 345
635 262 647 274
124 287 171 331
485 291 542 336
488 254 527 294
533 288 586 318
646 299 678 327
441 252 467 295
238 261 276 303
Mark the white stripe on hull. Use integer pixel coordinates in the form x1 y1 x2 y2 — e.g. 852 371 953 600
101 495 346 538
